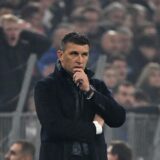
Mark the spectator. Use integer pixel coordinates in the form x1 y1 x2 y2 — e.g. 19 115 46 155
0 2 14 16
100 30 122 62
137 22 158 37
107 140 132 160
93 31 124 78
128 34 160 83
5 140 35 160
37 54 56 78
125 4 150 34
51 23 75 50
70 14 89 34
117 27 133 56
134 89 151 107
102 2 126 29
80 6 102 48
114 81 136 108
136 62 160 105
102 64 119 92
20 2 46 35
110 55 129 83
0 14 51 112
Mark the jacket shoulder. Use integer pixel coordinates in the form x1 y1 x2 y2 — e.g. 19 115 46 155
35 73 57 89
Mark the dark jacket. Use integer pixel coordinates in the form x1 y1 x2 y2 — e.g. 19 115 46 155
34 64 126 160
0 28 51 111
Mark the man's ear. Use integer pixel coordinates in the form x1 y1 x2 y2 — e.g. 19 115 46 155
57 50 63 61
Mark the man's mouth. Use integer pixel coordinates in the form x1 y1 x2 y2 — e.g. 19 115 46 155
74 65 84 68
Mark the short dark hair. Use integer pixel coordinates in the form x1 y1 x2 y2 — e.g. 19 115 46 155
114 81 134 94
134 89 150 102
13 140 35 158
108 140 132 160
21 2 41 20
61 32 90 50
110 55 126 64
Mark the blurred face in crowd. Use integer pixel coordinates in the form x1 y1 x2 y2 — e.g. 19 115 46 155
148 70 160 87
140 46 157 60
112 60 128 82
150 0 160 8
83 10 99 33
101 31 122 55
153 7 160 23
52 27 74 49
108 154 118 160
2 20 21 46
115 85 135 107
108 9 125 26
5 143 24 160
119 33 133 54
103 67 118 89
143 25 157 36
58 43 89 74
107 145 119 160
30 11 44 29
40 0 55 9
0 8 13 16
73 20 89 34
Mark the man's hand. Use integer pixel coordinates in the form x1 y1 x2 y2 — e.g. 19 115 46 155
73 68 90 91
18 19 32 32
94 114 104 127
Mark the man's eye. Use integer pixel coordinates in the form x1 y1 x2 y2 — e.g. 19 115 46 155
71 52 78 55
82 53 88 56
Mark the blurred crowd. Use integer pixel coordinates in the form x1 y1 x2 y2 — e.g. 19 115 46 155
0 0 159 113
0 0 160 159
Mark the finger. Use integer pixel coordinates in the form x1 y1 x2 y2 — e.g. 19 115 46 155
73 68 83 73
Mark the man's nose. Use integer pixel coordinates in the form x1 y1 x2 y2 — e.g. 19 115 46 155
76 55 83 63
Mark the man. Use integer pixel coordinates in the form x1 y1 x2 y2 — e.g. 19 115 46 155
110 55 128 83
0 14 51 112
107 140 132 160
5 140 35 160
114 81 136 108
34 32 125 160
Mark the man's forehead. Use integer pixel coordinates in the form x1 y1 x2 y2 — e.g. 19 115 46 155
10 143 22 151
61 43 89 54
65 42 89 47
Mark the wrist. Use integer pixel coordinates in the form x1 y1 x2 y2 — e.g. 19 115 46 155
83 85 95 99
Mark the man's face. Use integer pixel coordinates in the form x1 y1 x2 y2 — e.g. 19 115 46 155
109 9 125 26
107 154 118 160
148 70 160 87
112 60 128 82
101 32 122 55
84 11 99 33
5 143 24 160
103 69 118 89
107 146 119 160
2 21 21 46
140 46 157 60
58 42 89 74
115 85 135 107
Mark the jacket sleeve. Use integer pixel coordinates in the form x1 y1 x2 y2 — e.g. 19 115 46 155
34 80 97 142
90 80 126 127
20 30 51 56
